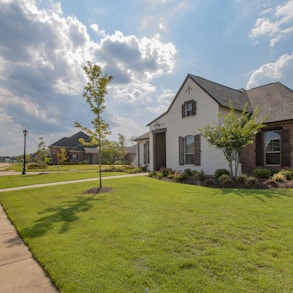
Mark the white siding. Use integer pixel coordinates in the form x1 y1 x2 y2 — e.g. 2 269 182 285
149 77 237 175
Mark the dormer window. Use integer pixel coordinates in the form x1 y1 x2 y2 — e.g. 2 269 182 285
182 100 196 118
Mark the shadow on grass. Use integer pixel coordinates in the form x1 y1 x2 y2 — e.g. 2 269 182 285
22 194 106 238
211 187 285 201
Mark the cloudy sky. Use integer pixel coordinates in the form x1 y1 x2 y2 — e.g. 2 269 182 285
0 0 292 156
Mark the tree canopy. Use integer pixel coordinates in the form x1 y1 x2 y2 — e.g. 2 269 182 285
199 103 265 177
75 61 113 188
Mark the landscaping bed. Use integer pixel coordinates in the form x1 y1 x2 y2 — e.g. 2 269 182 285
149 168 293 189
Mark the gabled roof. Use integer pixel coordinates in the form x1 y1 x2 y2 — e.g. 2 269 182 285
247 82 293 123
147 74 252 126
189 75 252 112
49 131 89 148
147 74 293 126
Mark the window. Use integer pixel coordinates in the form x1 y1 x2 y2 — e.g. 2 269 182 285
179 135 201 166
186 102 193 117
265 130 281 165
182 100 196 118
185 135 194 164
69 154 78 160
143 141 149 165
256 129 290 167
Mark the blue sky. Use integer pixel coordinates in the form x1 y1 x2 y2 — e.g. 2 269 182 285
0 0 292 156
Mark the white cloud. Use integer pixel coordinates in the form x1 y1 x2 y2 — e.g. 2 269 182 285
0 0 177 155
108 115 147 143
97 31 176 83
249 0 293 46
247 52 293 88
141 0 191 33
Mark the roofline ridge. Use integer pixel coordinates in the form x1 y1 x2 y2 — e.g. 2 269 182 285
188 73 243 93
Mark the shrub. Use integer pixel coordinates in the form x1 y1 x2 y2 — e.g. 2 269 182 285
28 163 39 169
191 170 199 176
194 170 205 181
218 174 230 183
184 168 193 176
125 168 143 174
141 165 148 172
218 174 234 187
278 169 293 180
246 176 258 186
172 172 186 182
236 174 248 184
204 178 215 187
155 171 163 179
215 169 230 178
272 173 287 182
252 168 272 179
265 178 278 187
160 167 173 177
28 162 48 169
148 171 156 177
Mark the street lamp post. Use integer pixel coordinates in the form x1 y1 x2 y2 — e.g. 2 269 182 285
22 129 28 175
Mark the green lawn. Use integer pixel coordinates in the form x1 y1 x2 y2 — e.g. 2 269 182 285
2 163 114 172
0 171 127 188
0 177 292 292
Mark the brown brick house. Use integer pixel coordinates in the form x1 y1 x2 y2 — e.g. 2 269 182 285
49 131 99 164
241 82 293 174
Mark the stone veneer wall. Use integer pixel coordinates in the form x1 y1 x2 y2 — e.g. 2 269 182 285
241 120 293 174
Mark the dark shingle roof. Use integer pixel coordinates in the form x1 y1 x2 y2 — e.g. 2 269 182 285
247 82 293 123
49 131 89 148
127 145 137 154
146 74 293 128
189 75 252 112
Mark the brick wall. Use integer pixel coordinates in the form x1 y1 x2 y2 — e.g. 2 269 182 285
241 120 293 174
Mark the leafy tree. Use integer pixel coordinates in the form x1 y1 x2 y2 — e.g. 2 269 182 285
100 135 127 166
199 103 265 177
35 137 50 167
75 61 113 189
57 147 68 166
118 133 127 161
100 140 121 166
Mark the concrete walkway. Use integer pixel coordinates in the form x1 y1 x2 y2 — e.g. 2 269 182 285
0 204 58 292
0 173 147 292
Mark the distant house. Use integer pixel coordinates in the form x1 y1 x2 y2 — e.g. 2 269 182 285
134 74 293 175
132 132 150 168
49 131 99 164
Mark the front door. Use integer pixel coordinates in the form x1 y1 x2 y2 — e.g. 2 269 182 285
153 131 166 170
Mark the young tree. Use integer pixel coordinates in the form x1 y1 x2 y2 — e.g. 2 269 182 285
118 133 127 161
57 147 68 166
35 137 50 167
199 103 265 177
75 61 113 189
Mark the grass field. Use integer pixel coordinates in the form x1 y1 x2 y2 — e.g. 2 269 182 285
1 163 113 172
0 171 127 188
0 176 293 292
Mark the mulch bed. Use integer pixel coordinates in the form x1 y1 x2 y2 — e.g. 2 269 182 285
179 176 293 189
84 187 114 194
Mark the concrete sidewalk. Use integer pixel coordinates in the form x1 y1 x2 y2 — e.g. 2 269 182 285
0 205 58 292
0 172 148 193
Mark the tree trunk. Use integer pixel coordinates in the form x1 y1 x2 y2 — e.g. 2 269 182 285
98 137 102 189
